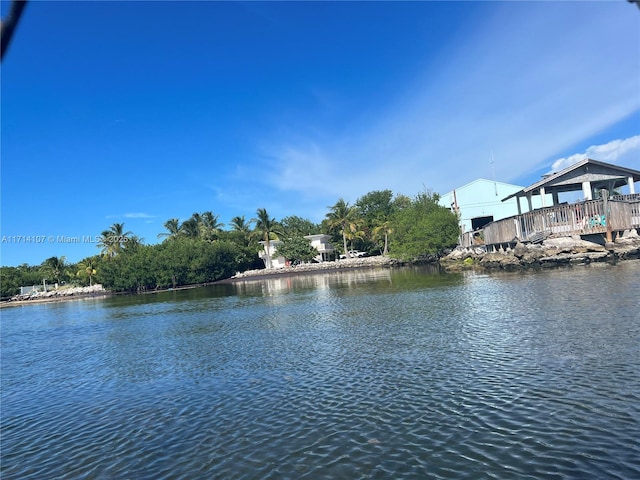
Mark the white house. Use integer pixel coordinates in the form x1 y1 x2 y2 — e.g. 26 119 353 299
303 234 335 262
258 240 287 269
439 179 550 234
258 235 336 269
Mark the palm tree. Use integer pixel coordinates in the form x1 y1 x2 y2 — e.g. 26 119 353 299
346 217 366 252
123 234 144 253
199 211 224 241
43 256 67 286
181 215 200 238
97 229 112 258
326 198 358 258
229 215 253 247
373 220 393 256
77 257 98 286
253 208 280 269
97 223 133 258
230 215 252 233
158 218 182 239
172 211 225 241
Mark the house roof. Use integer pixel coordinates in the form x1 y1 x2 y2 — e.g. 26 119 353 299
442 178 524 197
502 158 640 201
304 234 331 240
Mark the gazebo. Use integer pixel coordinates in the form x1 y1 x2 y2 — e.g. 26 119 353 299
502 158 639 215
475 159 640 247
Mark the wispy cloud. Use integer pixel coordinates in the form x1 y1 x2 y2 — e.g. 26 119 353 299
107 212 157 219
258 2 639 204
550 135 640 173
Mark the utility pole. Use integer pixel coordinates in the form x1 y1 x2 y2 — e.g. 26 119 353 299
491 151 498 196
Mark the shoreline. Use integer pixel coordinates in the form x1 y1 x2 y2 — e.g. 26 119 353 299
0 257 406 308
217 256 409 283
3 242 639 308
440 231 640 271
0 291 112 308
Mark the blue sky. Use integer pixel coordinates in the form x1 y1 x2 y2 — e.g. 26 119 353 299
1 1 639 266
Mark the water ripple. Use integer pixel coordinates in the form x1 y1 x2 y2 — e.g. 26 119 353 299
2 264 639 479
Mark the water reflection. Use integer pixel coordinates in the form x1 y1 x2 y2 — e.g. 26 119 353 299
230 264 459 297
231 267 394 297
1 263 638 480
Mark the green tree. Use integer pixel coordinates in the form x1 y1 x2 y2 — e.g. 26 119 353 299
230 215 253 234
253 208 281 269
227 215 254 248
76 256 98 286
180 214 200 238
158 218 182 240
177 212 225 241
43 255 68 285
199 211 225 241
345 217 366 252
122 234 144 254
372 220 393 256
391 190 459 260
275 236 318 265
325 198 359 258
98 223 133 258
0 264 46 299
356 190 394 225
95 237 254 292
392 193 412 211
356 189 395 254
280 215 320 238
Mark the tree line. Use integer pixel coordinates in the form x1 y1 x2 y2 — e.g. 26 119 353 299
1 189 459 297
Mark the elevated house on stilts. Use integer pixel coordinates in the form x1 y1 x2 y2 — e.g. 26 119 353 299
463 159 640 250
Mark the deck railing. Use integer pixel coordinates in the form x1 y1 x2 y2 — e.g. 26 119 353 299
481 198 640 246
612 193 640 202
460 231 483 248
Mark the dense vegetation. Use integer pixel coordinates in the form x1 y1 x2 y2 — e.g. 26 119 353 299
1 189 459 298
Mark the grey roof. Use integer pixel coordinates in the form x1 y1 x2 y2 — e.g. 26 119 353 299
502 158 640 201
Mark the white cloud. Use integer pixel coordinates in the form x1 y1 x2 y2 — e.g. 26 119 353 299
107 212 157 219
258 2 639 202
550 135 640 173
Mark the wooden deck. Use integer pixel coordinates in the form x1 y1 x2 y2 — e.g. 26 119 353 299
464 195 640 248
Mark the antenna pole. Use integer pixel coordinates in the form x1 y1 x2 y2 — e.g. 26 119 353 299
491 151 498 196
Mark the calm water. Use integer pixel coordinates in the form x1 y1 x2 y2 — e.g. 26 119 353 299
2 263 639 479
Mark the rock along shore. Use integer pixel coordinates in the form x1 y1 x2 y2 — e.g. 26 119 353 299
227 255 409 281
2 284 110 307
4 230 638 306
440 229 640 271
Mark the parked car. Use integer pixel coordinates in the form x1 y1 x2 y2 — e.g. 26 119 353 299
339 250 368 259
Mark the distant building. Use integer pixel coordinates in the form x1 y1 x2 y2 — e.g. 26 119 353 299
258 240 286 269
259 235 336 269
439 179 550 234
482 159 640 246
304 234 335 262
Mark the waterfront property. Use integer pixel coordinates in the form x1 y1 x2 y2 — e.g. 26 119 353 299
304 234 335 262
258 240 286 269
461 159 640 248
439 178 550 234
259 234 336 268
